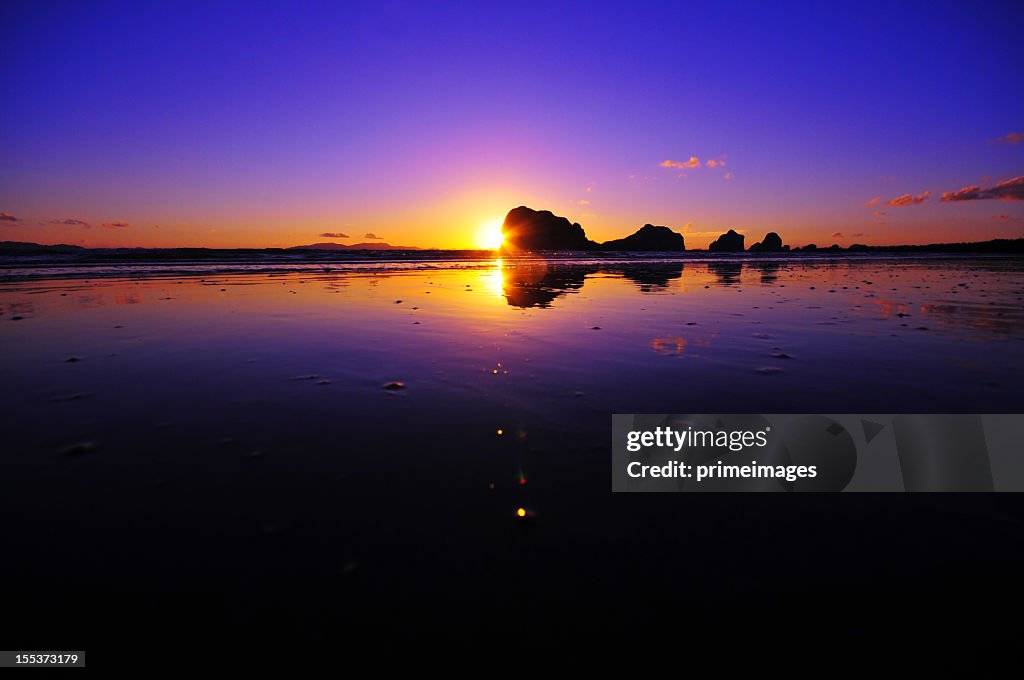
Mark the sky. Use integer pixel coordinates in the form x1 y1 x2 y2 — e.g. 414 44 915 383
1 0 1022 249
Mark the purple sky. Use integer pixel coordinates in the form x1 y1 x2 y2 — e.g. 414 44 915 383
1 1 1022 248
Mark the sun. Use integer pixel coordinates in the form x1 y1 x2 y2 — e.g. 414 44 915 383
477 218 504 250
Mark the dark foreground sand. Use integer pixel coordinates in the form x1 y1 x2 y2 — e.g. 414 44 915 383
1 256 1022 663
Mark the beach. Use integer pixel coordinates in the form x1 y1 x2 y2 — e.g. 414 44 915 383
2 254 1023 654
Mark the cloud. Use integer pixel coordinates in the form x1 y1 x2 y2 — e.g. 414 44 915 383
660 157 700 169
993 133 1023 145
319 232 349 238
871 211 888 217
578 199 590 205
887 191 931 207
723 172 734 180
832 232 866 238
864 197 880 207
51 218 91 228
0 212 18 222
364 232 383 239
941 176 1024 202
102 222 130 229
991 214 1022 221
586 185 593 192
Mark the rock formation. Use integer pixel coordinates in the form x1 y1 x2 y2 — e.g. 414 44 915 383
500 207 688 252
600 224 685 251
708 229 745 252
748 232 786 252
501 206 598 251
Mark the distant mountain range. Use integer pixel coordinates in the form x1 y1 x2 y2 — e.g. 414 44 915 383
0 240 85 253
287 242 422 251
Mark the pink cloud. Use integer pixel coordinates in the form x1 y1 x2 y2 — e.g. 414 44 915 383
887 191 931 207
660 157 700 169
941 176 1024 202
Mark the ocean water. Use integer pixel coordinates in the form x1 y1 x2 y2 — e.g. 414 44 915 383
1 254 1023 652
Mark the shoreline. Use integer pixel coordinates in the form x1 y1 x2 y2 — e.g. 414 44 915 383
3 250 1023 283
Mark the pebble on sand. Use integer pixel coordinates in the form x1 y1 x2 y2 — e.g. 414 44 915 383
383 381 406 390
59 441 97 456
64 356 82 363
756 366 784 374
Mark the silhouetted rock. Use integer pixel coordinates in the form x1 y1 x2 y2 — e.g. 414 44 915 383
600 224 685 251
501 206 597 252
708 229 745 252
749 232 784 252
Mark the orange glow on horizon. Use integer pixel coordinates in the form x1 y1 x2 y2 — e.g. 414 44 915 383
2 196 1018 250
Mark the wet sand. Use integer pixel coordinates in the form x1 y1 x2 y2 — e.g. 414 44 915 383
1 255 1023 659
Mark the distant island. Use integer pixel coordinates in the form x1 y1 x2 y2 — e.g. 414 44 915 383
288 242 421 251
500 206 686 252
2 211 1023 261
498 206 1024 254
498 206 790 253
